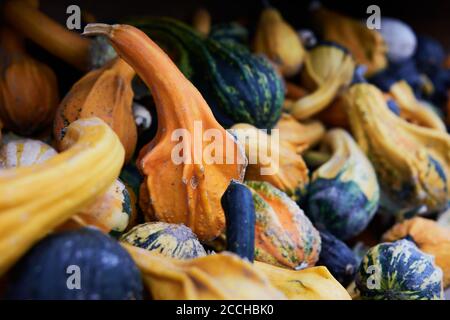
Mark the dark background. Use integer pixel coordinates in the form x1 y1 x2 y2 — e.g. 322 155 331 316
22 0 450 50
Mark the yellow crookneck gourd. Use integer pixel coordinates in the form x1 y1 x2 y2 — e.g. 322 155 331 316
383 217 450 288
288 44 355 120
390 80 447 132
253 6 305 77
254 261 352 300
344 83 450 216
230 123 308 196
0 27 59 136
274 113 325 153
83 23 247 241
311 4 387 76
0 117 125 276
54 57 137 162
123 244 286 300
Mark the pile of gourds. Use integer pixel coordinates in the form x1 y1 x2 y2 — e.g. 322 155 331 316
0 0 449 300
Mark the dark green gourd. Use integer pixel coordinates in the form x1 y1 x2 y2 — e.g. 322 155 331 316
209 22 249 46
221 180 256 261
120 222 207 259
356 239 444 300
130 17 284 129
5 228 143 300
317 230 357 287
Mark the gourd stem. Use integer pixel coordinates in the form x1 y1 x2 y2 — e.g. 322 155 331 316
3 0 91 71
221 180 255 262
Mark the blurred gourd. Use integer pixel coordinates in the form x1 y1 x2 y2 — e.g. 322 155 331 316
274 113 325 153
230 123 309 196
54 58 137 162
124 244 286 300
83 23 247 241
382 217 450 288
76 179 136 237
390 80 446 131
129 17 284 129
305 129 380 240
0 137 57 168
121 222 207 259
209 22 249 46
192 8 211 36
356 239 444 300
344 83 450 216
253 6 305 77
220 181 350 300
288 43 355 120
311 4 387 76
0 27 59 135
246 181 321 269
317 230 357 287
5 228 143 300
379 18 417 63
0 117 125 275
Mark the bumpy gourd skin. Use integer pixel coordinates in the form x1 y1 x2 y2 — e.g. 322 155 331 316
83 23 247 241
120 222 207 260
0 117 125 275
356 239 444 300
305 129 380 240
344 83 450 216
246 181 321 269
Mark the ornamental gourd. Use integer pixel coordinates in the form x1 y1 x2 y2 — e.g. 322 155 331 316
274 113 325 154
220 181 351 300
288 43 355 120
383 217 450 288
5 228 143 300
230 123 309 196
124 244 285 300
3 0 116 70
128 17 284 129
0 138 57 168
317 230 358 287
0 27 59 135
0 117 125 275
54 57 137 162
83 23 247 241
356 239 444 300
76 179 136 237
246 181 321 269
344 83 450 216
390 80 446 131
120 222 207 260
253 6 305 77
311 4 387 76
305 129 380 240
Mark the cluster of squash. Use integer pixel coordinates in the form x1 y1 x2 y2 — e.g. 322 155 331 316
0 0 449 300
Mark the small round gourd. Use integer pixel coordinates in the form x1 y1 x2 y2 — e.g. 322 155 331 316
120 222 207 259
5 228 143 300
356 239 444 300
379 18 417 63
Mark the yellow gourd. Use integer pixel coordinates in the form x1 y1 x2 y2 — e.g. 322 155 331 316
230 123 308 196
344 83 450 216
254 262 352 300
123 244 286 300
0 117 124 275
253 7 305 77
311 4 387 76
390 80 447 132
289 44 355 120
